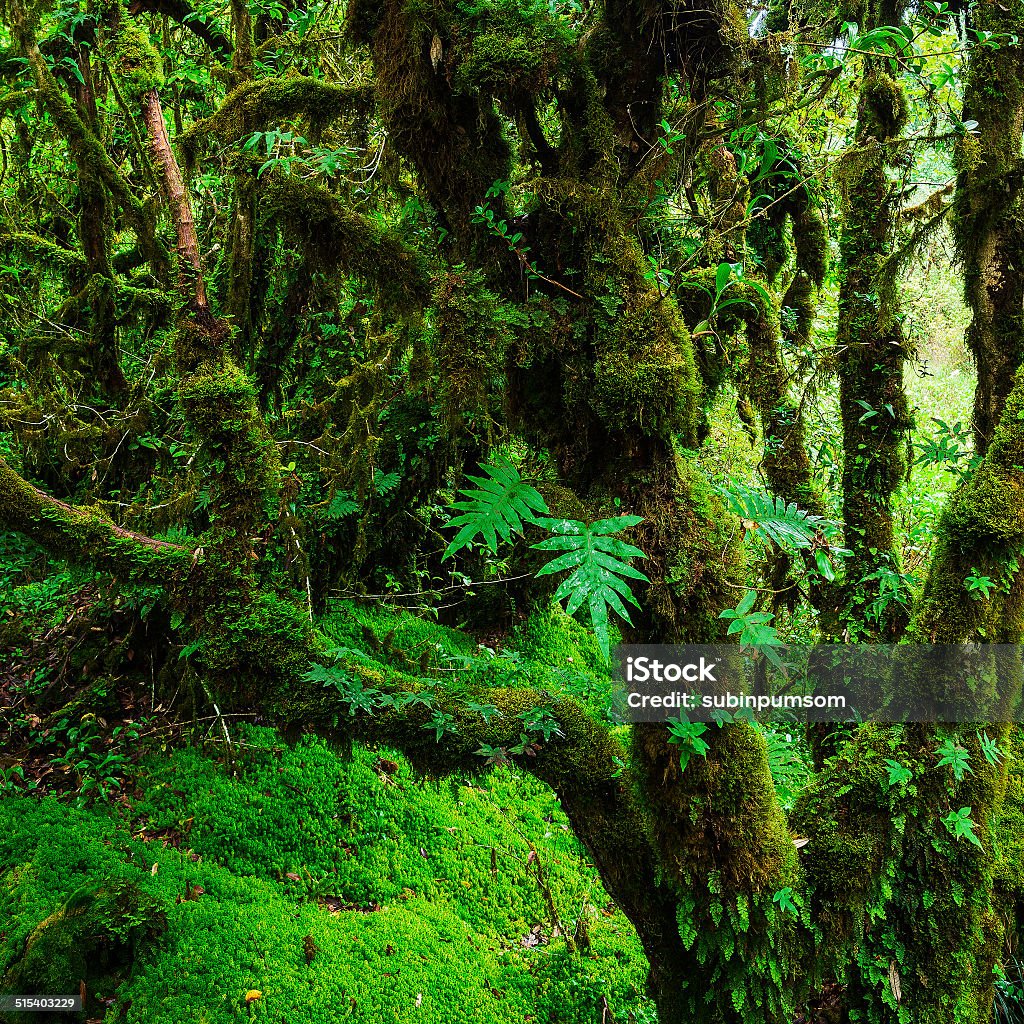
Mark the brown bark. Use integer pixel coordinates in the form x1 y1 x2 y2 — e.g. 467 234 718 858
139 88 208 309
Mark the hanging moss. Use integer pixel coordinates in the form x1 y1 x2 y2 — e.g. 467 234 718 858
11 18 165 274
534 178 702 445
445 1 573 100
1 231 87 272
261 176 431 313
342 0 512 237
429 265 519 442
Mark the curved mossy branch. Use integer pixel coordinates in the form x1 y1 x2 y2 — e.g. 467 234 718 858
276 652 720 1024
0 453 192 581
129 595 694 1022
261 176 432 313
0 231 87 272
178 77 373 160
128 0 232 61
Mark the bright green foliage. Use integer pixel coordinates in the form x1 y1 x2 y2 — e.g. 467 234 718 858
883 759 913 790
942 806 984 849
979 731 1003 766
772 887 798 916
533 516 649 657
443 458 549 558
720 484 842 552
718 590 783 665
936 737 973 782
0 726 653 1023
666 714 710 771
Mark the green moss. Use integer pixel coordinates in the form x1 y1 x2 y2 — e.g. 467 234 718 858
179 76 372 160
0 736 654 1023
104 14 164 98
631 718 801 1023
447 1 572 99
345 0 513 233
0 454 190 585
532 180 702 445
12 21 164 271
427 265 518 441
0 232 87 272
177 358 279 545
994 728 1024 937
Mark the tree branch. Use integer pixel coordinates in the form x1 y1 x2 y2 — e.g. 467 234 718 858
129 0 233 61
0 454 193 581
139 87 208 308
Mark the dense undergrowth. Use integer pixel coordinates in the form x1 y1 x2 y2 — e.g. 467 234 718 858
0 601 656 1023
0 328 1011 1023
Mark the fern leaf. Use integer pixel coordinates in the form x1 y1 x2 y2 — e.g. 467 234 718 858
533 515 649 657
720 485 835 550
443 458 549 559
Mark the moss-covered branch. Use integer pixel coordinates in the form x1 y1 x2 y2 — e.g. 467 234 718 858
179 76 372 158
0 231 88 271
0 453 192 581
262 176 432 312
345 0 512 238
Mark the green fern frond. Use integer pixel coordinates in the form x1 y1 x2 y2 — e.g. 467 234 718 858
533 515 649 657
443 458 549 559
720 485 834 550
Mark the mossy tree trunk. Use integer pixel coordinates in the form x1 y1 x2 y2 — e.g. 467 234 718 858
800 6 1024 1018
345 3 802 1021
867 8 1024 1017
835 62 912 639
955 0 1024 452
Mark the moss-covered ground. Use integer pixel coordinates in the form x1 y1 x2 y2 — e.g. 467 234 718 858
0 602 653 1024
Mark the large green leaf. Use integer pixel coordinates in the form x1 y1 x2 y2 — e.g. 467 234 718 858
443 458 549 559
532 515 649 657
719 485 836 550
